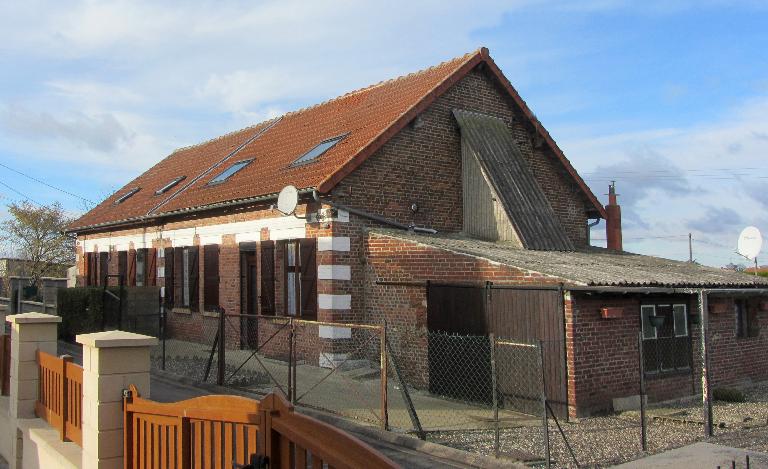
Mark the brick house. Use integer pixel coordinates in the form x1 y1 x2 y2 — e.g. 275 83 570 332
66 48 768 417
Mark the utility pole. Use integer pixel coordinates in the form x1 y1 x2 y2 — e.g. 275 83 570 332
688 233 693 263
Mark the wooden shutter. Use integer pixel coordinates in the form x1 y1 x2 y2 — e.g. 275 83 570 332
147 248 157 286
260 241 275 314
173 247 183 308
164 248 174 305
86 253 97 286
127 250 137 286
203 244 220 311
299 238 317 319
188 246 200 312
98 252 109 286
118 251 127 286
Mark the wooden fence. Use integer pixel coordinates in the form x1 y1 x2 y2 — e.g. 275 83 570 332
124 384 399 469
35 350 84 446
0 335 9 395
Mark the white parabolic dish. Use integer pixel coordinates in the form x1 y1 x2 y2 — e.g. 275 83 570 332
737 226 763 260
276 185 299 215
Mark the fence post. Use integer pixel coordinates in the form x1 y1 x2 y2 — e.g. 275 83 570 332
638 332 647 452
218 307 226 386
538 339 551 469
7 312 61 420
288 318 295 403
380 322 389 431
699 290 713 437
490 333 499 458
78 330 156 469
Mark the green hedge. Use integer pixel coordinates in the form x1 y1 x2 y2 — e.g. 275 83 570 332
56 287 126 340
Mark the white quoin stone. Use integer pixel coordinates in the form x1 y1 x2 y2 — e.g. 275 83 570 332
317 265 351 280
318 326 352 339
317 237 350 252
318 294 351 310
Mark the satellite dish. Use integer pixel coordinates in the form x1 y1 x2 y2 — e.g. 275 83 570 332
276 185 299 215
737 226 763 260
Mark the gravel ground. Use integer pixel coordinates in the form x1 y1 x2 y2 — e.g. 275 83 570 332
430 413 706 468
430 383 768 468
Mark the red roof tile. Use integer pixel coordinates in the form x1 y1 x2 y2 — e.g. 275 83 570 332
68 48 605 232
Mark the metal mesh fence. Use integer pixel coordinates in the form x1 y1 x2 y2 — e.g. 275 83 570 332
385 328 549 462
222 314 292 397
292 320 385 427
157 311 220 383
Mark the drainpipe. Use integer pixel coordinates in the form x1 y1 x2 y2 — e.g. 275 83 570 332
586 218 600 245
312 191 437 234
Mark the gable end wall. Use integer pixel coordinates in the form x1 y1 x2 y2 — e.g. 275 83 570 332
333 68 590 246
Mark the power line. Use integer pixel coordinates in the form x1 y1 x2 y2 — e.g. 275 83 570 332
0 162 95 204
0 179 41 206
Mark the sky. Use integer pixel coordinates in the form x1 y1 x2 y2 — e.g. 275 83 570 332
0 0 766 267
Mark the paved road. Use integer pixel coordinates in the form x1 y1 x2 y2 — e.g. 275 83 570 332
614 442 768 468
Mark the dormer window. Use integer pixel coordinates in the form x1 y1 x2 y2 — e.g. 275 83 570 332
155 176 186 195
114 187 140 205
290 135 345 167
208 159 253 185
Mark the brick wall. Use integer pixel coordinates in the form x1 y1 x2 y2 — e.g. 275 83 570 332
566 293 768 417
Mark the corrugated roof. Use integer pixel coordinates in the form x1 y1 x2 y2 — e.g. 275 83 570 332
453 109 574 251
68 48 606 232
370 229 768 288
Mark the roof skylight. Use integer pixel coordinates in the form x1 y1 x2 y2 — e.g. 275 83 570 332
114 187 140 205
155 176 186 195
208 159 253 185
291 135 345 167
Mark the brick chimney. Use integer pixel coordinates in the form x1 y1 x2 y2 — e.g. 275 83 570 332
606 182 623 251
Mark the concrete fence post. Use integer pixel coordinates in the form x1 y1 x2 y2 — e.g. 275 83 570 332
7 312 61 420
77 331 157 469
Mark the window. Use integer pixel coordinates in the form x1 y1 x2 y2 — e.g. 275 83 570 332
736 300 758 338
155 176 186 195
642 302 691 374
290 135 345 166
114 187 140 205
281 239 317 319
182 248 190 307
136 249 146 287
641 305 657 339
208 159 252 185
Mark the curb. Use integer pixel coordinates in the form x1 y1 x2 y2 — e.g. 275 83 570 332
150 370 526 468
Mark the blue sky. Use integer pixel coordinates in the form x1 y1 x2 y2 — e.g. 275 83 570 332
0 0 766 267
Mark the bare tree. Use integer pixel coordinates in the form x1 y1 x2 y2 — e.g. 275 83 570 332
1 201 75 286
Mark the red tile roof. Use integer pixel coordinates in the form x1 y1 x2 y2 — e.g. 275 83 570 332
68 48 605 232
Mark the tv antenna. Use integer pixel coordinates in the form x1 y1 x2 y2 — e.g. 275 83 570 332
736 226 762 276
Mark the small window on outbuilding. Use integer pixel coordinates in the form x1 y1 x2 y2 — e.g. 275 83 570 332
208 159 253 185
155 176 186 195
290 135 345 167
736 300 759 338
114 187 140 205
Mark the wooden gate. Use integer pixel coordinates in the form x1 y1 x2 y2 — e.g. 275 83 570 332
123 385 398 469
426 283 568 418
